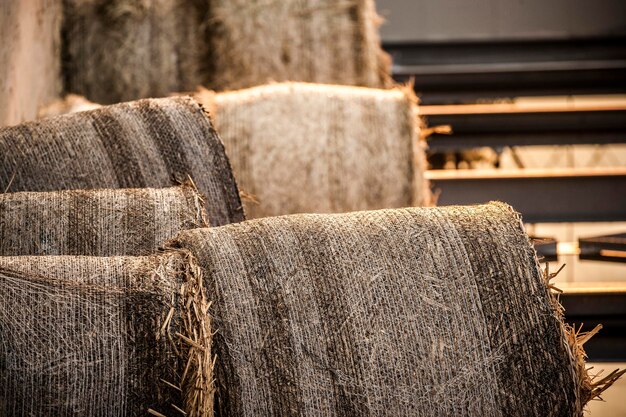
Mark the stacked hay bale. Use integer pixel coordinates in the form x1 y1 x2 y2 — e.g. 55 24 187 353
0 0 62 126
206 0 390 90
0 254 212 416
62 0 207 104
199 83 429 218
0 97 234 415
1 201 623 413
0 96 244 225
0 185 206 256
37 93 101 118
170 202 622 416
1 0 392 121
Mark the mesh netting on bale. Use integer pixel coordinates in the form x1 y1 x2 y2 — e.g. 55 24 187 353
0 184 207 256
63 0 207 104
0 253 212 417
207 0 390 90
197 82 429 218
170 202 623 417
0 96 244 226
0 0 62 126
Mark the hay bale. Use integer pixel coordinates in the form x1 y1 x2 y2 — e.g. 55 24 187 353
170 202 616 416
207 0 390 90
0 185 207 256
0 0 62 126
38 94 101 119
198 83 429 218
0 96 244 226
63 0 207 104
0 253 212 416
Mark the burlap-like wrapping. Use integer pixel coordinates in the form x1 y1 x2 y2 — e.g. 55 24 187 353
0 96 244 226
198 83 429 218
206 0 390 90
0 0 62 126
0 253 212 417
171 202 594 416
0 185 206 256
63 0 207 104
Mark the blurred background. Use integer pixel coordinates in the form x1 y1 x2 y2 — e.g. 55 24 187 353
379 1 626 414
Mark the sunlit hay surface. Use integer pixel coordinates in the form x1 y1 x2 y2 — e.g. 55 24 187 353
198 82 429 218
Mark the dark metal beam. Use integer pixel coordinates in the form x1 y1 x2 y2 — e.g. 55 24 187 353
580 233 626 263
384 37 626 104
428 168 626 223
423 105 626 151
532 237 558 263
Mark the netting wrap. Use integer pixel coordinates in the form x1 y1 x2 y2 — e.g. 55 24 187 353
171 202 592 417
0 96 244 226
0 185 207 256
0 253 212 416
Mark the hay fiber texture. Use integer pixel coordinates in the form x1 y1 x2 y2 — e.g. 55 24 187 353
0 0 62 126
0 185 207 256
38 93 101 119
171 202 602 417
199 82 428 218
0 253 212 417
63 0 207 104
0 96 244 226
207 0 390 90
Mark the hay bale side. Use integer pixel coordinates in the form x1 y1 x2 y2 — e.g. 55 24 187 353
63 0 207 104
170 202 607 416
0 0 62 126
207 0 390 90
0 253 212 416
0 185 207 256
0 96 244 226
198 83 429 218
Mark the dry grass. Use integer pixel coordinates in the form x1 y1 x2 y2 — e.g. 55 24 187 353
0 254 210 415
0 184 208 256
38 94 100 119
206 0 390 90
542 263 626 414
197 82 429 218
63 0 207 104
0 96 245 226
160 248 214 417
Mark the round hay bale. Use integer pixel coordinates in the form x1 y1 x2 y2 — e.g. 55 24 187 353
0 0 62 126
0 253 212 416
206 0 390 90
0 184 207 256
63 0 207 104
198 82 429 218
0 96 244 226
170 202 620 416
38 94 101 119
